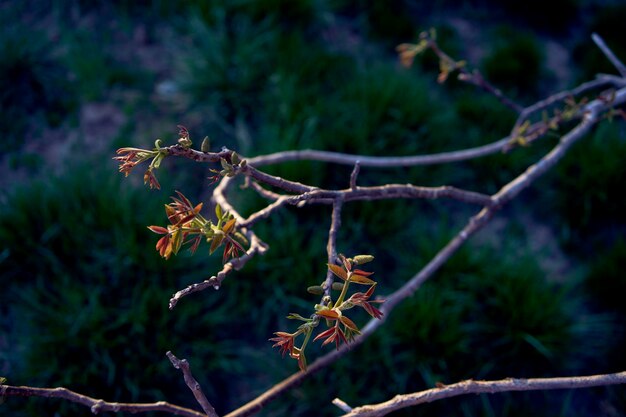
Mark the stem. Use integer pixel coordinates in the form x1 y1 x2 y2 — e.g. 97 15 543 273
300 328 313 353
334 276 351 306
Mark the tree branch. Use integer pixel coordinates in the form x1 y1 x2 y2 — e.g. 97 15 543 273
0 384 205 417
337 371 626 417
592 33 626 78
167 351 218 417
509 76 618 143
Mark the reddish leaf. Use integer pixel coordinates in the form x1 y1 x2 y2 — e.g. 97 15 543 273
313 327 336 343
353 269 374 277
340 255 352 271
187 235 202 254
174 191 193 208
348 273 376 285
222 218 236 235
362 303 383 319
339 316 360 332
328 263 348 281
147 225 169 235
156 235 169 256
316 309 340 319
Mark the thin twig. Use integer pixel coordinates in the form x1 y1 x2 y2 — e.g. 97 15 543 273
592 33 626 77
249 181 285 201
457 69 524 113
340 371 626 417
421 35 523 113
333 398 353 413
349 161 361 190
324 198 344 298
246 140 511 167
167 351 218 417
213 176 246 224
276 185 493 207
0 384 205 417
169 232 268 309
244 165 314 194
511 78 607 129
240 183 493 226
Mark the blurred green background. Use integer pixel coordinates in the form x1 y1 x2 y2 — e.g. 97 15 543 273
1 1 625 416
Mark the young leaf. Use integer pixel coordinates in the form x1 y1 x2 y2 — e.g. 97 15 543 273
147 225 169 234
222 218 236 235
317 308 340 319
339 316 360 333
209 234 224 254
348 273 376 285
328 263 348 280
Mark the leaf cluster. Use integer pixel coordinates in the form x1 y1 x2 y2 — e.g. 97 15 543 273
270 254 383 371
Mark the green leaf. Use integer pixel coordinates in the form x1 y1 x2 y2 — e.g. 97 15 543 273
215 204 223 220
209 234 224 254
170 228 183 255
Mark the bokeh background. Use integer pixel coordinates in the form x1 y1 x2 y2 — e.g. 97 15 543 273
1 1 625 416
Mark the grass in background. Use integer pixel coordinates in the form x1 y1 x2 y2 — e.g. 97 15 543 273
0 164 260 416
2 1 626 416
0 23 76 152
482 26 547 100
551 122 626 253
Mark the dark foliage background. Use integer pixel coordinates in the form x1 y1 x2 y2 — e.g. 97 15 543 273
1 1 625 416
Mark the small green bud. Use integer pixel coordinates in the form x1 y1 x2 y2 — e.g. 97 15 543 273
220 158 230 170
201 136 210 152
307 285 324 295
231 151 241 165
240 159 247 168
352 255 374 265
331 282 344 291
